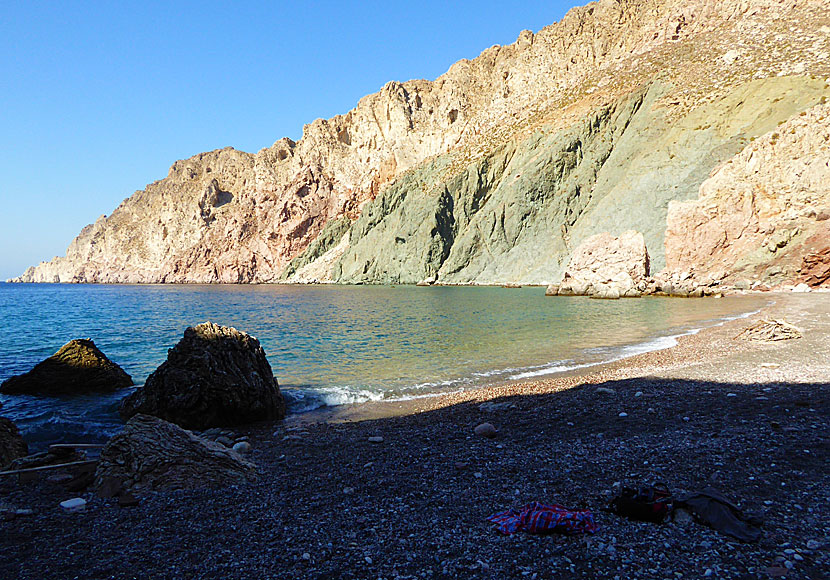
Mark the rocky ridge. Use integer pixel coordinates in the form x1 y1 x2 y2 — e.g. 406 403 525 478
10 0 830 286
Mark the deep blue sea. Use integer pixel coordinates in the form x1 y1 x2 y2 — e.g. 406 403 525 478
0 283 768 449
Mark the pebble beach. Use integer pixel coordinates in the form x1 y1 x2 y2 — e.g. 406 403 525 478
1 292 828 579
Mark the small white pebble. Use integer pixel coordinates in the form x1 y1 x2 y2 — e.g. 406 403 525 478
302 553 310 561
474 472 483 478
726 393 737 397
619 412 628 418
365 556 373 565
683 416 690 422
634 391 643 397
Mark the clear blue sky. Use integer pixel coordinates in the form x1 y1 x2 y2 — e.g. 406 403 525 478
0 1 579 280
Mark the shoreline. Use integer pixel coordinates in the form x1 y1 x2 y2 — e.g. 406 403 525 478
295 292 784 425
1 292 828 579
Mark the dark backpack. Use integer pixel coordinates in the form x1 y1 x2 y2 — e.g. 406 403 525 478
609 483 673 523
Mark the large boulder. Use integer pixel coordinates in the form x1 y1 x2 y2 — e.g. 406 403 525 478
0 417 28 468
94 414 257 494
120 322 285 429
556 231 650 299
0 339 132 395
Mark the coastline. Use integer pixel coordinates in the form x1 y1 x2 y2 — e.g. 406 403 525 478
1 292 828 579
299 291 819 425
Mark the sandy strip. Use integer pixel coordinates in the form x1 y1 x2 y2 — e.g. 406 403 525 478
302 292 830 424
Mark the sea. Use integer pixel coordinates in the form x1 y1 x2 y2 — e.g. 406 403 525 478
0 282 768 450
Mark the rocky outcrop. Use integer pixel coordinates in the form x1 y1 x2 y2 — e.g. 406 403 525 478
800 248 830 287
551 231 650 299
9 0 830 286
0 417 28 468
120 322 285 430
0 339 132 395
94 414 257 494
665 102 830 287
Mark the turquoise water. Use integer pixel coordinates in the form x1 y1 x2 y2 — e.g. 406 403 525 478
0 282 768 448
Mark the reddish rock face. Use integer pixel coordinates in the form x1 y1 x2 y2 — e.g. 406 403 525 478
665 103 830 287
800 247 830 287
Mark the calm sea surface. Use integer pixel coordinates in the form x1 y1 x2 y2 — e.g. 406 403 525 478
0 282 768 449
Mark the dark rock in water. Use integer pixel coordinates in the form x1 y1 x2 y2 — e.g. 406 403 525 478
94 414 257 494
119 322 285 430
0 339 132 395
0 417 28 468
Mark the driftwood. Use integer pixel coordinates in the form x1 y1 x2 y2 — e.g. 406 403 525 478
49 443 105 451
736 319 802 342
0 459 98 477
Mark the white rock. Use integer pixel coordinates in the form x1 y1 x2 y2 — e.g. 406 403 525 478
792 283 811 293
722 49 740 64
618 412 628 418
634 391 643 397
60 498 87 513
368 436 384 443
302 553 311 561
596 387 616 395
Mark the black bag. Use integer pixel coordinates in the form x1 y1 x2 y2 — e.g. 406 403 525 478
609 483 673 523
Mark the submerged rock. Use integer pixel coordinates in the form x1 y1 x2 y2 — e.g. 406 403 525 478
0 417 28 468
119 322 285 430
94 414 257 494
0 339 132 396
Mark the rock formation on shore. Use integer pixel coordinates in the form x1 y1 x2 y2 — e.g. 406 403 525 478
552 231 650 298
9 0 830 288
120 322 285 430
0 339 132 396
0 417 28 468
94 414 257 494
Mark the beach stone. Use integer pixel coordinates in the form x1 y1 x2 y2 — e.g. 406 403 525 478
119 322 285 430
806 540 821 550
596 387 616 395
216 436 235 448
60 498 87 513
474 423 498 438
232 441 251 454
0 339 132 396
94 414 258 495
368 436 384 443
0 417 28 468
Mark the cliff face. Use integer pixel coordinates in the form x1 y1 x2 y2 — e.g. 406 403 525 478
13 0 830 285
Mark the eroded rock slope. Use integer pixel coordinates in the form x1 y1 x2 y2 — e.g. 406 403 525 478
13 0 830 286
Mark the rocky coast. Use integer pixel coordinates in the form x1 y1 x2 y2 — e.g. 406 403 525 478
0 292 827 579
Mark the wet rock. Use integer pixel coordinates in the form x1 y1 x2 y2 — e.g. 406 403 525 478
0 339 132 395
0 417 28 468
94 414 257 494
120 322 285 430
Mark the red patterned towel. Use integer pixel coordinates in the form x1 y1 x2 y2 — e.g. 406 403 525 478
487 502 599 535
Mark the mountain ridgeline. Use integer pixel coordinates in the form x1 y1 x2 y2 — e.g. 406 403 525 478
12 0 830 287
